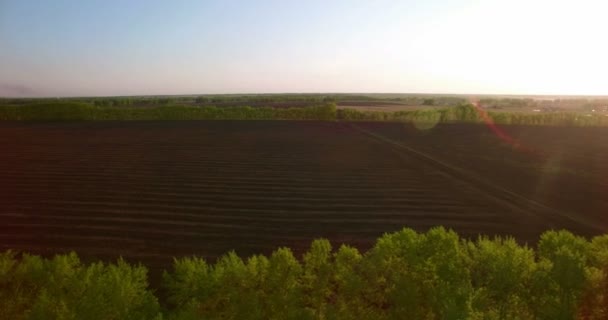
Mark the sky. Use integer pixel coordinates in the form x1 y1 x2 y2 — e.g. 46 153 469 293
1 0 607 97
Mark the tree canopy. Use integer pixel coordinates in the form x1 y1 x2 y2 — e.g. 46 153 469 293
3 228 608 319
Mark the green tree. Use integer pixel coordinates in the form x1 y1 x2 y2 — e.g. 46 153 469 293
364 227 472 319
0 252 161 320
579 235 608 319
327 245 377 320
261 248 306 319
302 239 333 319
467 237 536 319
534 230 590 319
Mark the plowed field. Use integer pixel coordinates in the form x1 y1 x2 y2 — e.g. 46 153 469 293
0 121 605 271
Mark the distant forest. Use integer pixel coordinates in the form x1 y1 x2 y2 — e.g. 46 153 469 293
2 94 607 111
1 94 608 126
0 94 467 108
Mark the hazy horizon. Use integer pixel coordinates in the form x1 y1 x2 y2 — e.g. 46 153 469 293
2 0 607 97
5 92 608 100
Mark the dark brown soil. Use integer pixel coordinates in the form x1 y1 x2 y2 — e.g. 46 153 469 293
356 122 608 228
0 121 605 274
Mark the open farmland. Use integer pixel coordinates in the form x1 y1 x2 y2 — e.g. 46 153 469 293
0 121 605 273
357 122 608 227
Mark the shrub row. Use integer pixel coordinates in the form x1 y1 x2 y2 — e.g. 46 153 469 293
1 102 608 126
337 104 481 123
486 111 608 126
0 102 337 121
2 228 608 319
0 95 467 108
338 105 608 126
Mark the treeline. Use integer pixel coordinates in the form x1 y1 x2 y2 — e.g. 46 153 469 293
0 252 162 320
487 110 608 126
2 102 608 126
338 104 480 123
194 94 328 104
339 105 608 126
0 94 469 108
480 98 608 111
3 228 608 319
0 102 337 121
90 95 328 107
386 96 466 106
3 96 608 111
321 95 466 106
0 95 329 108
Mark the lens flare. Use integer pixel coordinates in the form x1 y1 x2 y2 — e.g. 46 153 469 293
471 101 536 155
413 116 440 131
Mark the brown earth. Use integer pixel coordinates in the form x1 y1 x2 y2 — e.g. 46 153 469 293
0 121 605 275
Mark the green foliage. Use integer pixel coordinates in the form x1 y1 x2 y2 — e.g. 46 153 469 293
5 229 608 319
362 227 472 319
466 237 536 319
480 97 608 111
0 102 337 121
337 104 483 124
0 94 467 108
328 245 366 319
0 252 161 320
480 98 536 110
338 103 608 126
487 111 608 126
0 102 94 120
534 231 590 319
302 239 333 319
2 101 608 126
579 235 608 319
163 249 306 320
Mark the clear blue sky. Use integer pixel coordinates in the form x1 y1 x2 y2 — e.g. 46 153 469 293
1 0 607 97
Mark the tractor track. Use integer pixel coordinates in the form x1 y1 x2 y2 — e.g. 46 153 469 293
350 123 603 233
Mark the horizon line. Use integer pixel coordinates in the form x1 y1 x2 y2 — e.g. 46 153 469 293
3 92 608 99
